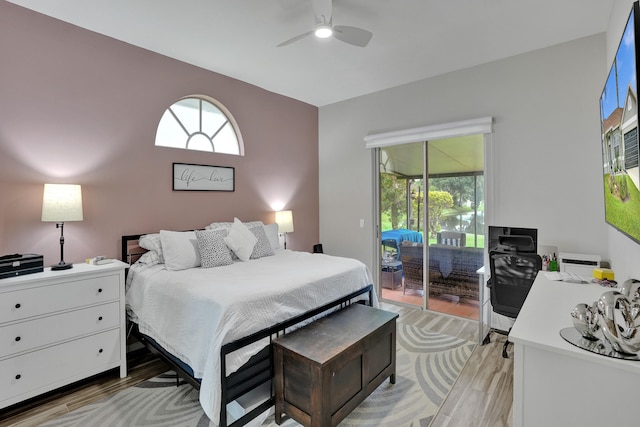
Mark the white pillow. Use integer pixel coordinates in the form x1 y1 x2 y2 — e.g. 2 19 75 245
159 230 200 271
206 220 263 231
224 218 258 262
196 229 233 268
263 223 280 250
206 222 231 231
138 233 165 263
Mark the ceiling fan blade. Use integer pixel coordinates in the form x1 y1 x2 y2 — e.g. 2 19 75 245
333 25 372 47
277 30 314 47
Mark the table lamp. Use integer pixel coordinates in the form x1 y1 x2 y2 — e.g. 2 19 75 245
42 183 83 270
275 210 294 249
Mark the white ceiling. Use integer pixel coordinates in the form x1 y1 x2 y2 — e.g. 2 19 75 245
8 0 614 107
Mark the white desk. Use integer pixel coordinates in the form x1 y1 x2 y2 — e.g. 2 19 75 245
476 266 491 345
509 273 640 427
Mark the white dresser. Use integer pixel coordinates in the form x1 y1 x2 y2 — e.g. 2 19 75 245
0 261 127 409
509 274 640 427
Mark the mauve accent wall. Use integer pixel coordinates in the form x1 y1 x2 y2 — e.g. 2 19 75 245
0 2 319 266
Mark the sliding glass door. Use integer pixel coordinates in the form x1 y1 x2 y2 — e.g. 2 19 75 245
377 135 485 318
379 142 425 307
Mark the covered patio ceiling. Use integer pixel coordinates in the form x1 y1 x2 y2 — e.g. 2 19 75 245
381 134 484 178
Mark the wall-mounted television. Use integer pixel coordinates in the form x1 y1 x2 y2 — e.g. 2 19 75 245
487 226 538 253
599 1 640 244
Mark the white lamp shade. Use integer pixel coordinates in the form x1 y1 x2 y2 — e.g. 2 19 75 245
275 210 294 233
42 184 84 222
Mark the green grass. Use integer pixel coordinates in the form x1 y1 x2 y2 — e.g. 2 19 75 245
383 232 484 248
603 173 640 240
381 227 485 248
381 212 485 248
426 234 485 248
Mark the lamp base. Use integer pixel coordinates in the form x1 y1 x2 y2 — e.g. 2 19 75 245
51 262 73 271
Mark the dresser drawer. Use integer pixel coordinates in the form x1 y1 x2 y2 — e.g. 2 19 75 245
0 274 120 324
0 301 120 359
0 328 121 404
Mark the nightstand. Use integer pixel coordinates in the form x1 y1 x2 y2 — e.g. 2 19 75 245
0 261 128 409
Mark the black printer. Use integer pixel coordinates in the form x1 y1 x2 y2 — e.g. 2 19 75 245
0 254 44 279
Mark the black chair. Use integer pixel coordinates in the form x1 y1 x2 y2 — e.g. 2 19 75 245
382 239 398 258
487 236 541 358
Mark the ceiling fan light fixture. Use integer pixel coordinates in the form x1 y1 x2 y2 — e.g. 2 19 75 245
277 0 371 48
315 25 333 38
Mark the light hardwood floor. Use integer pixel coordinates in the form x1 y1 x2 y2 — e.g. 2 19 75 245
382 303 514 427
0 351 167 427
1 303 513 427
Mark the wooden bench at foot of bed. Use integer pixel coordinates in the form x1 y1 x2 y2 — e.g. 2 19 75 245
273 304 398 427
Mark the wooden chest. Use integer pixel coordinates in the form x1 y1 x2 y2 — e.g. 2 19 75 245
273 303 398 427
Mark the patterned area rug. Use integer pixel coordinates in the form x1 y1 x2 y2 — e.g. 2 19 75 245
42 323 475 427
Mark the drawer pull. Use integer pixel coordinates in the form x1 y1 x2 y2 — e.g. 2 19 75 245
14 303 21 309
98 288 103 293
15 336 21 342
15 374 21 380
98 316 103 321
98 348 103 353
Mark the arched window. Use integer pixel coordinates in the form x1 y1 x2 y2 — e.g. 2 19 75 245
155 95 244 155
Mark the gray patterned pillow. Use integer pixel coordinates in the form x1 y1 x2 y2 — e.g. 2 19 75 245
136 250 162 266
249 225 275 259
196 229 233 268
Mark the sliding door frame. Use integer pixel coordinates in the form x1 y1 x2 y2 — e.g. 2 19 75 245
368 117 494 311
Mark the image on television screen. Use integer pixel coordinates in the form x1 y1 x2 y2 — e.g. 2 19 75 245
600 2 640 244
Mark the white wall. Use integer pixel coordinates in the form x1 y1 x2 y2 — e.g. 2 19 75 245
319 34 609 276
605 0 640 281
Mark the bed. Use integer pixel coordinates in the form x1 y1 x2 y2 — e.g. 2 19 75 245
121 220 376 427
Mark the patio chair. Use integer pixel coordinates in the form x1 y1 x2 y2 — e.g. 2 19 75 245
400 243 423 294
436 231 466 247
382 238 398 259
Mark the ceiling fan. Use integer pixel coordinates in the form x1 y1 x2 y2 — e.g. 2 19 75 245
277 0 372 48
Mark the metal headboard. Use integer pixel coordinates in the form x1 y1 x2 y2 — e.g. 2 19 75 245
121 234 147 266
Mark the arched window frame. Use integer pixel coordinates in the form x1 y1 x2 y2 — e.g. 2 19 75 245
155 95 245 156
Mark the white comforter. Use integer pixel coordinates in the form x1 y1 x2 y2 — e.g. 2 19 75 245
126 249 376 425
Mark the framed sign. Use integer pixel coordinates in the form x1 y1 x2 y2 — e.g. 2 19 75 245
173 163 235 191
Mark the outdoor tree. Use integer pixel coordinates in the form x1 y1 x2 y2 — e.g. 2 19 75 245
427 191 454 238
380 173 406 229
431 176 477 207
